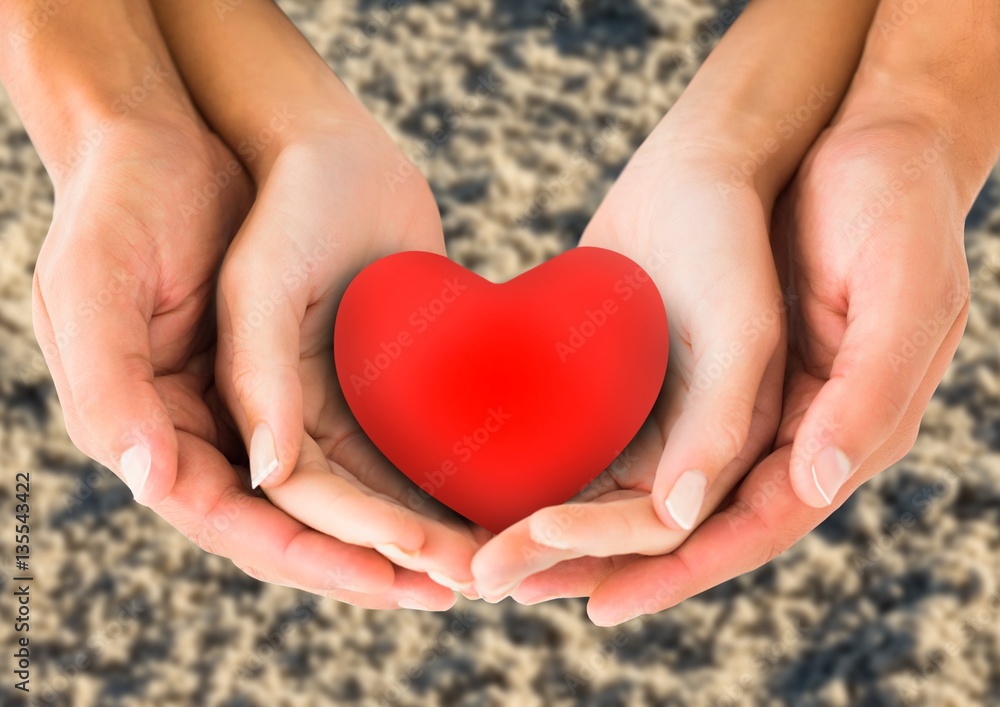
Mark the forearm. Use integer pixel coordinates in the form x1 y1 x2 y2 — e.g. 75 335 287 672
653 0 879 202
150 0 366 181
839 0 1000 204
0 0 197 183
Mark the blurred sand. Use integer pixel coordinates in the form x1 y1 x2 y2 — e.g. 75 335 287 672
2 1 1000 705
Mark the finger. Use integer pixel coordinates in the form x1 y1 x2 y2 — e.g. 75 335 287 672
217 201 309 490
33 251 178 506
588 447 817 626
588 320 964 627
329 567 458 612
651 296 784 530
530 496 690 556
511 556 619 605
472 514 576 602
158 432 395 594
788 269 966 508
264 436 427 555
473 495 679 601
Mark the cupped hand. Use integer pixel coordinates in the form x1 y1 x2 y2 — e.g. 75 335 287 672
31 111 438 608
471 138 786 602
214 115 488 604
577 116 973 625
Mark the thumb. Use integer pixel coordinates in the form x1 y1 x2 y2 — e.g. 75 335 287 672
33 251 178 505
652 296 785 529
217 235 306 490
789 275 968 508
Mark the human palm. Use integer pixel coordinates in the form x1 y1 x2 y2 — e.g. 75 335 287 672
472 151 786 601
577 121 972 625
214 127 488 598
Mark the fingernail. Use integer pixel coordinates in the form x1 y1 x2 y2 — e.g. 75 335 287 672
664 469 707 530
529 518 572 549
375 543 421 564
398 597 432 611
120 445 151 502
428 571 475 593
811 446 853 505
482 580 519 603
250 424 279 489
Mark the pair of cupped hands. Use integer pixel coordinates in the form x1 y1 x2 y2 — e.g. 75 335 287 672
33 75 970 624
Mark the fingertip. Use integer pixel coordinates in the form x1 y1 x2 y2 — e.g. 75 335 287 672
250 422 281 489
586 597 635 627
119 423 179 506
791 440 854 508
655 468 708 530
339 551 396 594
527 510 574 550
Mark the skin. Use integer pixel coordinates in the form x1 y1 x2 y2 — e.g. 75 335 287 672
497 0 1000 624
4 0 461 609
149 0 490 604
472 0 879 600
7 0 998 618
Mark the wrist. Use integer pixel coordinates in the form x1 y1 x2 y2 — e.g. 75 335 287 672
833 82 989 209
0 0 199 182
644 106 786 203
246 78 388 182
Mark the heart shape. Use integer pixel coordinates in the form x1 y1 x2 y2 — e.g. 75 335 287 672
334 247 668 533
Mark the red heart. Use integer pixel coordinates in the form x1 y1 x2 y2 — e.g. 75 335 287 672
334 247 668 533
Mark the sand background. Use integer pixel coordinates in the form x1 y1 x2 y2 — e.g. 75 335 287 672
2 1 1000 705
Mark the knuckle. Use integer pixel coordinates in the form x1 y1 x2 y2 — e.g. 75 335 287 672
705 405 753 462
886 424 921 468
235 563 271 584
229 353 266 406
185 486 247 558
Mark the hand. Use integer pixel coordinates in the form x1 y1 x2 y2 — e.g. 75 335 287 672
471 140 786 602
467 0 879 604
214 117 488 604
571 0 1000 625
578 116 973 625
32 105 419 602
